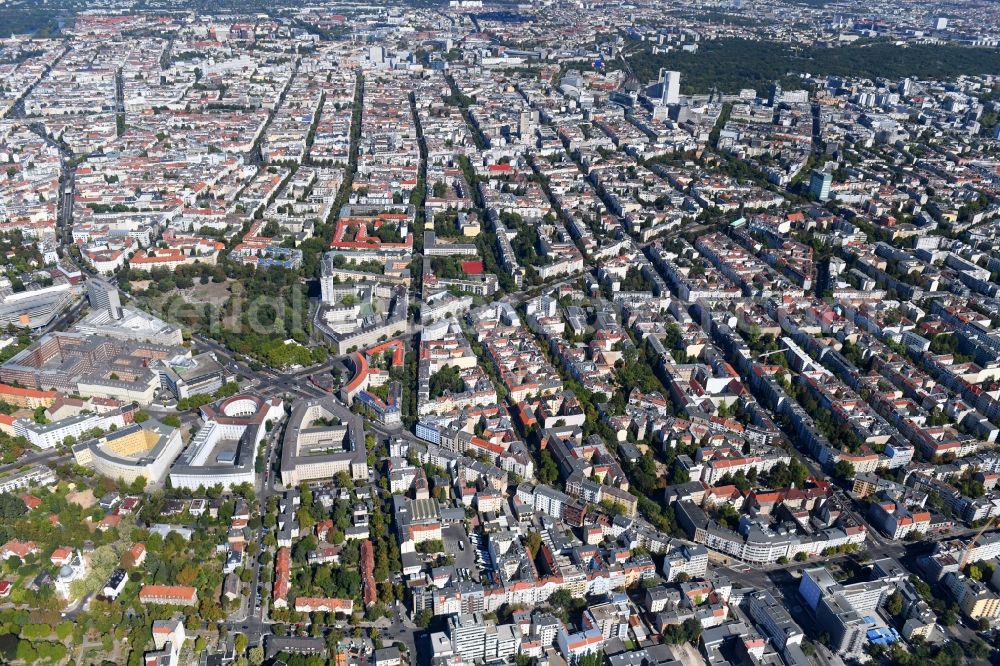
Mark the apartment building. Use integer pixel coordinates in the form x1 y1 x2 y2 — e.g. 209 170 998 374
138 585 198 607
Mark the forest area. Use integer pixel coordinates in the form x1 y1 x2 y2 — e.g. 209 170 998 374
627 39 1000 94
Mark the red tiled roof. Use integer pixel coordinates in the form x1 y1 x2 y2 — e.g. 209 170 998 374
0 383 58 400
139 585 197 603
1 539 38 559
294 597 354 613
50 547 72 564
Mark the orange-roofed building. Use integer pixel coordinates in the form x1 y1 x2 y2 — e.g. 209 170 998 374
50 547 73 566
98 514 122 531
0 383 58 409
316 519 334 541
272 547 291 609
0 539 39 561
138 585 198 606
294 597 354 615
127 543 147 567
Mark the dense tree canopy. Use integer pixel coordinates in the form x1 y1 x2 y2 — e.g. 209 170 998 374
428 365 465 399
628 39 1000 94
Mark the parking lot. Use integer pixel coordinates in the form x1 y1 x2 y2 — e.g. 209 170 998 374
442 523 480 581
469 528 494 581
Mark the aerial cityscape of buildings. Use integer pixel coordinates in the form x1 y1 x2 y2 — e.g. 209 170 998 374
0 0 998 665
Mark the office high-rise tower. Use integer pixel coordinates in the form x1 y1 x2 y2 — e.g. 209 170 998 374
660 69 680 106
519 109 538 140
809 170 833 202
87 278 123 320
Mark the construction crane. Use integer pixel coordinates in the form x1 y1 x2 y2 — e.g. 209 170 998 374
959 517 997 570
